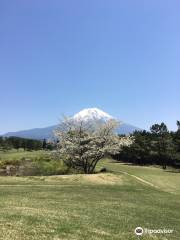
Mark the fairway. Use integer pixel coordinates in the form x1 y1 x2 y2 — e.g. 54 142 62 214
0 159 179 240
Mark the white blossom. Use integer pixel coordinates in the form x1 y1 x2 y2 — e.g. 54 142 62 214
55 118 133 174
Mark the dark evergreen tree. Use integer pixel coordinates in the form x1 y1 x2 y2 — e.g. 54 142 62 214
42 139 47 150
112 122 179 169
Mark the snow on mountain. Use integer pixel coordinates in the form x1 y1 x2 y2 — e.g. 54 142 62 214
73 108 114 122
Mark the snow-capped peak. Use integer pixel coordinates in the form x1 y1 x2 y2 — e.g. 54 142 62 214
73 108 114 122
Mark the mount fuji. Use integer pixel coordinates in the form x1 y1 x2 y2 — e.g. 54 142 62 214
3 108 141 140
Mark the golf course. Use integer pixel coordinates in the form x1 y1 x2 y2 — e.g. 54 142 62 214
1 1 179 239
0 156 179 240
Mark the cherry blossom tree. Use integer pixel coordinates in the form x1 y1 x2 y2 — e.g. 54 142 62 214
55 118 133 174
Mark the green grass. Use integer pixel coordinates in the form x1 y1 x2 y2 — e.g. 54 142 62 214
98 160 180 194
0 154 179 240
0 150 48 161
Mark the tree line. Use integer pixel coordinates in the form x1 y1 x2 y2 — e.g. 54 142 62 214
112 121 180 169
0 137 55 151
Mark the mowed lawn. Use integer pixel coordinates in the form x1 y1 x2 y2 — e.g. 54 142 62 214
0 158 179 239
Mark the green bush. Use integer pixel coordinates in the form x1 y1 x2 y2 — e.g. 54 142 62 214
33 159 69 175
0 158 22 168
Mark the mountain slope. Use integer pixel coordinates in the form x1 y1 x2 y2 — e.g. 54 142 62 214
3 108 141 139
4 126 56 140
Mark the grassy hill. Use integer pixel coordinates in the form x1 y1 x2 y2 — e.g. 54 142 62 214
0 154 179 239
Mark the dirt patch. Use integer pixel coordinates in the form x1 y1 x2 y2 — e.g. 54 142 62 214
43 173 123 185
92 228 111 236
82 173 122 185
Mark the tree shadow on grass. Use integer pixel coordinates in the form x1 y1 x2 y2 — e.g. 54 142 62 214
165 170 180 174
108 160 180 172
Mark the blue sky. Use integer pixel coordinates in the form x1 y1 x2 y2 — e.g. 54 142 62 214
0 0 179 134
